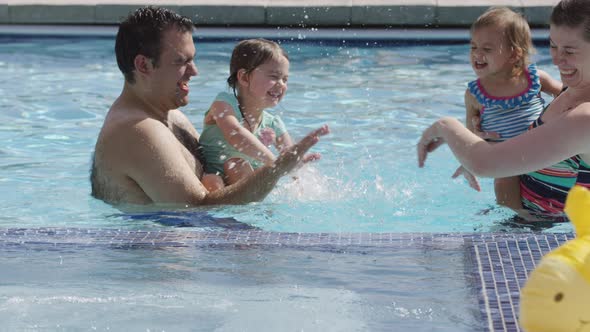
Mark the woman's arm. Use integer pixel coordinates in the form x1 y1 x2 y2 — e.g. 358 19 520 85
418 104 590 178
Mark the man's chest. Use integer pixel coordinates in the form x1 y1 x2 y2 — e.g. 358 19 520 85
170 124 204 177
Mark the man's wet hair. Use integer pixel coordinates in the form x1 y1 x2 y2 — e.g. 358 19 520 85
115 6 194 83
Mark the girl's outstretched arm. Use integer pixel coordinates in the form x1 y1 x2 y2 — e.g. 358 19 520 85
208 101 276 165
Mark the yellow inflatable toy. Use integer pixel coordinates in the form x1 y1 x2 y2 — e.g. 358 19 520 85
519 185 590 331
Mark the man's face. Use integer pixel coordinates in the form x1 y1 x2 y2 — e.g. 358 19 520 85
149 27 198 110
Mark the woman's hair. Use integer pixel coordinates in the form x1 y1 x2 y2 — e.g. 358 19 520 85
471 7 534 74
227 38 289 94
115 6 194 84
551 0 590 42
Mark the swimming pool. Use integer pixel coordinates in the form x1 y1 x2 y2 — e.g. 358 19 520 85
0 28 570 331
0 31 572 233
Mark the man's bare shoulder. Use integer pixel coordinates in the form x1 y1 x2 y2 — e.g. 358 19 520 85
98 108 178 168
92 106 175 203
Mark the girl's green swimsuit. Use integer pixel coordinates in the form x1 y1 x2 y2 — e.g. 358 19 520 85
199 91 287 176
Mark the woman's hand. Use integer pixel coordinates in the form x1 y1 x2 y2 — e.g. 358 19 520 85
452 165 481 191
417 121 446 167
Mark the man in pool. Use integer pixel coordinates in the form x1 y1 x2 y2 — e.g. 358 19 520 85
90 6 329 206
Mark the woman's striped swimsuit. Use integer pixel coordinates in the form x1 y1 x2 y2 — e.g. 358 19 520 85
520 112 590 220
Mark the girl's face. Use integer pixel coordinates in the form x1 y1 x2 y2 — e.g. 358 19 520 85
470 26 517 79
242 55 289 110
549 24 590 89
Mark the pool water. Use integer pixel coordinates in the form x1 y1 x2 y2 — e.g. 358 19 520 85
0 32 569 331
0 35 572 233
1 232 482 331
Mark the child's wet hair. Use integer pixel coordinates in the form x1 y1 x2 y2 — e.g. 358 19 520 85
227 38 289 92
471 7 534 73
551 0 590 42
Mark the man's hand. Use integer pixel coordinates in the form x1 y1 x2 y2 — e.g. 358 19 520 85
275 125 330 174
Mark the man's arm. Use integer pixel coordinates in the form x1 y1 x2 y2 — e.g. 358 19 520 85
124 119 329 205
204 125 329 204
121 118 208 204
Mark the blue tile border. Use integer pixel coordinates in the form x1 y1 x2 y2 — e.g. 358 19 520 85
465 233 574 332
0 228 468 249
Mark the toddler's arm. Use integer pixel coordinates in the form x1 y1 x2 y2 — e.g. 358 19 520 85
464 89 481 133
464 89 500 140
276 131 294 152
538 69 563 97
208 101 276 165
453 90 485 191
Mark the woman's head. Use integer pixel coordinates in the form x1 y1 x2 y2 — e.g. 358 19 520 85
470 7 534 75
549 0 590 88
227 39 289 92
550 0 590 42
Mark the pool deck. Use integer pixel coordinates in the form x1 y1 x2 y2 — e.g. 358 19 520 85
0 0 560 27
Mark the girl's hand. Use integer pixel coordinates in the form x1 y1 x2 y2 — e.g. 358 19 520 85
471 116 501 141
275 125 330 174
259 128 276 147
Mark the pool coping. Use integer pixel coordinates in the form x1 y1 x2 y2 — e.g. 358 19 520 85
0 0 560 27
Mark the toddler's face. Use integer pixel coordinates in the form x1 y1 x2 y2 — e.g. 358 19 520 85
245 55 290 109
470 26 515 79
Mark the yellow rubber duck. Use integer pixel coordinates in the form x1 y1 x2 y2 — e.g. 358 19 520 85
520 185 590 331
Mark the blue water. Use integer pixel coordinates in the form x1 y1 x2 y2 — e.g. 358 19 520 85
0 35 572 233
0 32 565 331
0 237 481 331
